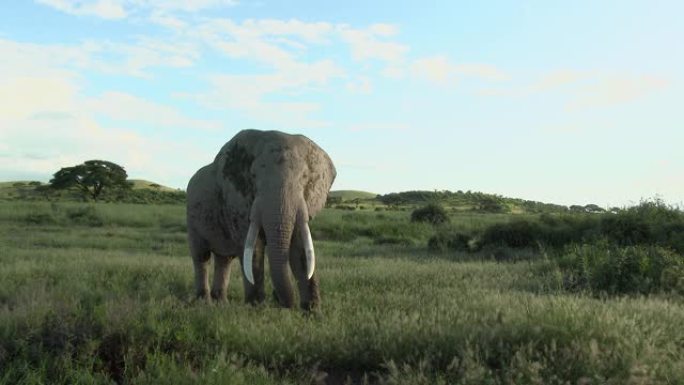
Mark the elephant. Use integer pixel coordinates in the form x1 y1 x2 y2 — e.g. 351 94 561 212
186 129 336 310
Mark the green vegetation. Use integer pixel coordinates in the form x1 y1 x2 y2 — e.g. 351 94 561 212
557 243 684 295
410 203 449 225
50 160 131 200
377 190 568 214
1 200 683 384
0 179 185 204
128 179 177 192
328 190 378 201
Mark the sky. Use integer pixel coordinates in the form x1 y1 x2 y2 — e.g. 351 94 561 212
1 0 682 207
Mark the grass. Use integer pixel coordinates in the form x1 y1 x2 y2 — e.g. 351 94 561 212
0 201 683 384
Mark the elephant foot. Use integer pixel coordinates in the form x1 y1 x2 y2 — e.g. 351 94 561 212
210 289 227 302
245 291 265 305
271 289 296 309
300 300 320 313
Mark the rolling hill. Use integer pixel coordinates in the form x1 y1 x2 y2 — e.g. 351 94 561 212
328 190 378 201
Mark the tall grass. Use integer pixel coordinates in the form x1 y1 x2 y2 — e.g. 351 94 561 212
1 201 683 383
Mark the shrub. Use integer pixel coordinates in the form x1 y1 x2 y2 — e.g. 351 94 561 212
428 231 470 252
557 243 684 295
481 219 539 248
411 203 449 225
600 198 684 253
476 215 600 250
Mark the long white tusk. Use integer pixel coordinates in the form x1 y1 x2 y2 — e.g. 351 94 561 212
242 221 259 285
300 222 316 279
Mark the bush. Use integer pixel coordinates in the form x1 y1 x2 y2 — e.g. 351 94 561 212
600 198 684 253
411 203 449 225
557 243 684 295
476 215 600 250
481 219 539 248
428 231 470 252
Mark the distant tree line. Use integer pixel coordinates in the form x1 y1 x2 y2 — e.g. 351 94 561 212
376 190 573 214
3 160 186 204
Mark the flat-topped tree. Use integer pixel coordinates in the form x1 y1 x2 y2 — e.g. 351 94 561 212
50 160 130 201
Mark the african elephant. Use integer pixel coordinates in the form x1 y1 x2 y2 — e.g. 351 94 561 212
186 129 336 310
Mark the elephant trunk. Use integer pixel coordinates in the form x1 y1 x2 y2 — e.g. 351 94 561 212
263 210 296 308
242 192 317 308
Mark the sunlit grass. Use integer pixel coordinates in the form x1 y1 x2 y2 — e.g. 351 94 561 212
0 201 682 384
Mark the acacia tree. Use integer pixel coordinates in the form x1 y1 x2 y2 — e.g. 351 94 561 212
50 160 130 200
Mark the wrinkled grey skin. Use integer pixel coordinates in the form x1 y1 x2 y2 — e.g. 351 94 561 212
186 129 336 310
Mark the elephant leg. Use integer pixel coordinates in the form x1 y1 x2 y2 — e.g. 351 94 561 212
289 232 320 311
211 254 234 301
189 235 211 300
243 234 266 305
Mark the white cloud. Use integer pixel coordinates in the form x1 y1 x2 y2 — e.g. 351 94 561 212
0 36 198 79
35 0 238 20
0 77 79 120
412 55 507 84
479 70 668 110
0 68 216 186
149 11 187 30
368 23 399 37
134 0 238 13
346 122 410 132
339 24 408 63
183 60 343 127
87 92 220 131
566 75 668 110
412 56 452 83
453 64 508 82
346 77 373 94
36 0 127 19
479 70 586 97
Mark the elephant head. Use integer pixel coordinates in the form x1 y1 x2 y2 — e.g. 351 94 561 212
214 130 336 308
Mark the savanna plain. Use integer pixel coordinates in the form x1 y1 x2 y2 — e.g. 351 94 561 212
1 199 683 384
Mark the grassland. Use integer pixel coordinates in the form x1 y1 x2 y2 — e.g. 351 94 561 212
1 201 683 384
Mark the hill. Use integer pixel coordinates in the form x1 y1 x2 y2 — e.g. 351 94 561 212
0 179 184 203
2 181 577 213
376 190 570 214
328 190 377 201
128 179 177 192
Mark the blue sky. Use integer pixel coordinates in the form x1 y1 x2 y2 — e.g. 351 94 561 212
1 1 682 206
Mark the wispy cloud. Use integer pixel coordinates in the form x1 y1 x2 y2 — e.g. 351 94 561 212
0 37 198 78
181 59 343 127
480 70 668 110
566 75 668 110
411 55 507 84
479 70 586 97
35 0 238 20
338 24 408 63
345 77 373 94
36 0 127 19
87 92 220 131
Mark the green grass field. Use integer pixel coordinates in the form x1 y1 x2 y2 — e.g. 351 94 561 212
1 201 682 384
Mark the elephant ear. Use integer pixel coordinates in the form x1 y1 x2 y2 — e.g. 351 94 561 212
215 141 257 201
303 146 336 217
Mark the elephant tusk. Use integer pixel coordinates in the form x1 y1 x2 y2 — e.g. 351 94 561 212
242 220 259 285
301 221 316 279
